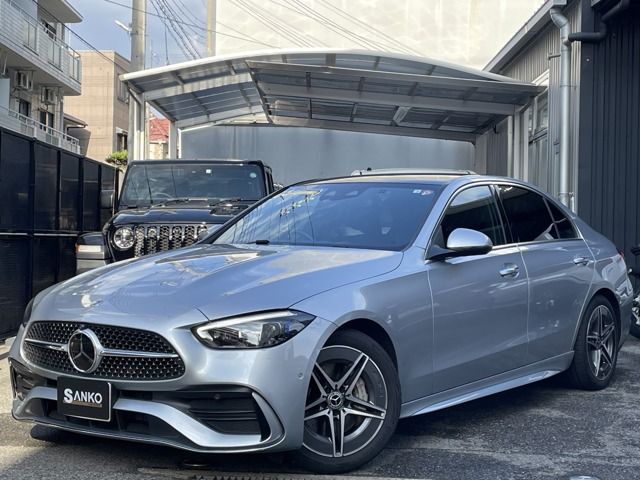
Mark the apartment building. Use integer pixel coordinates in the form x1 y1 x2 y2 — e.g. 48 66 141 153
0 0 83 154
65 50 129 161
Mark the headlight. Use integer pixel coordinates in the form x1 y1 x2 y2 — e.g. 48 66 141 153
193 310 315 349
113 227 135 250
22 298 34 326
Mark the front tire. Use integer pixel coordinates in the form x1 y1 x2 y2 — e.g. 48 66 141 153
568 295 618 390
294 329 400 474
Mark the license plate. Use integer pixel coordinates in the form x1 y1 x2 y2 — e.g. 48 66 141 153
57 377 112 422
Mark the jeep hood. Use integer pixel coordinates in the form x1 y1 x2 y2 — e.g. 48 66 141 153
32 245 402 326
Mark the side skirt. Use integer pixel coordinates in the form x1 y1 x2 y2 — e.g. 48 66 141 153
400 351 574 418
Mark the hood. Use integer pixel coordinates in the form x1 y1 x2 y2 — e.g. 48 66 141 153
33 244 402 328
111 201 253 226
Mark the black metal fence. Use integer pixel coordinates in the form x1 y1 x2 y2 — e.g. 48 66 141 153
0 127 118 339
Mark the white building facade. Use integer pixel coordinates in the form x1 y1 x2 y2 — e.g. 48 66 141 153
0 0 82 153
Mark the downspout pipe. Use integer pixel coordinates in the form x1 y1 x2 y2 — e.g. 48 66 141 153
568 0 630 43
550 7 572 207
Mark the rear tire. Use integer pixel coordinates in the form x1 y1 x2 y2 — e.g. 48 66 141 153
294 329 400 474
567 295 618 390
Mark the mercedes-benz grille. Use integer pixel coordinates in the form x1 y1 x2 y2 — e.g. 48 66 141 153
22 321 185 380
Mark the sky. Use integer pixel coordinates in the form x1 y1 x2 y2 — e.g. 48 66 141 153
68 0 545 71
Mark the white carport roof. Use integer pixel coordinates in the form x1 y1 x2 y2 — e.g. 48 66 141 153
122 49 544 143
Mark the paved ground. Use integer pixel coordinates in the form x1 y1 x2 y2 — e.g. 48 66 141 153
1 337 639 480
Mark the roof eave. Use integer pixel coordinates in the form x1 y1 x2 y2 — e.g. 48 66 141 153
484 0 568 74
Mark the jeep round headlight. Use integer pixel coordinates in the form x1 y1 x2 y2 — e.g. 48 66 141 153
193 310 315 349
113 227 135 250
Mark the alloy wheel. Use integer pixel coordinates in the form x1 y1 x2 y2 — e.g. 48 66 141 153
303 345 388 458
586 305 616 380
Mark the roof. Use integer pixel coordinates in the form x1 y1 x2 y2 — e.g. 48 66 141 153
350 168 475 176
149 117 170 142
128 159 267 166
484 0 567 73
308 174 465 185
122 48 544 143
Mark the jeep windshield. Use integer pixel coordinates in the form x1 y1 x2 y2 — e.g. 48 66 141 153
118 163 266 208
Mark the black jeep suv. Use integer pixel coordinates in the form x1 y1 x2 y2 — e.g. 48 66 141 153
76 159 276 273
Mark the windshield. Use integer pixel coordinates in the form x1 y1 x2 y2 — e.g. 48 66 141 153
119 163 266 208
213 182 443 251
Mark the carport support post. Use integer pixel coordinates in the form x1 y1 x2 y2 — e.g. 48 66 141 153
550 5 572 207
129 90 146 161
168 122 179 159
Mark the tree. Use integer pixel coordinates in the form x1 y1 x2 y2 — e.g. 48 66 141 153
106 150 128 170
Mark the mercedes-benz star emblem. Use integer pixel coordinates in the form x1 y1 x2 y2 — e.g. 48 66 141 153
67 329 102 373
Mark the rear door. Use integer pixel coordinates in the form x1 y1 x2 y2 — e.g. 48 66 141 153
497 185 594 362
428 185 529 392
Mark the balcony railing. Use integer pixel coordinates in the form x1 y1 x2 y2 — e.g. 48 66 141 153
0 0 81 87
0 106 81 154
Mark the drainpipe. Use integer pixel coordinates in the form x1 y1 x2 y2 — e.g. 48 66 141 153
568 0 630 43
550 7 572 207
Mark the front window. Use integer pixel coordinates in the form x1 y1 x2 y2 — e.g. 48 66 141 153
213 182 443 251
118 163 266 208
437 185 506 247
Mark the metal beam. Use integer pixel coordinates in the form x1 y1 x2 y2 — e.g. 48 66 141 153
246 61 544 97
175 105 264 129
392 106 411 125
142 73 253 101
257 83 518 116
270 116 476 143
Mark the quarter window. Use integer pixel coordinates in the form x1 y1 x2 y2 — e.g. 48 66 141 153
546 200 577 239
438 186 506 247
499 186 558 243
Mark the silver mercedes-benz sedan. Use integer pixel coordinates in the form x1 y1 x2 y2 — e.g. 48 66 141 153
9 174 633 473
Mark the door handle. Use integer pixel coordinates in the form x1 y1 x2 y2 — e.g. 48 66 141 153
573 256 590 266
499 264 519 277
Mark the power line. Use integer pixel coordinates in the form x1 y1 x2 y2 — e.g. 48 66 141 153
242 0 328 48
158 0 201 58
149 0 195 60
101 0 279 48
317 0 422 56
288 0 400 52
229 0 307 47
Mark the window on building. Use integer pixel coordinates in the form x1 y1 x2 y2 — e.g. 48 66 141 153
39 110 55 129
17 99 31 117
117 79 129 103
116 131 128 151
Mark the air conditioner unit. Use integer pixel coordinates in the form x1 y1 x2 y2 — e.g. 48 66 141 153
15 71 33 91
41 87 57 105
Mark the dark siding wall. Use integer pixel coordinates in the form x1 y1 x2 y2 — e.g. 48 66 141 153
0 127 119 339
577 3 640 272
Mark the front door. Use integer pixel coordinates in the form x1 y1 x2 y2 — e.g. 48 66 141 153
428 185 529 393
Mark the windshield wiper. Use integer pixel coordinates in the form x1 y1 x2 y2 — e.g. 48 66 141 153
151 197 206 207
209 198 257 207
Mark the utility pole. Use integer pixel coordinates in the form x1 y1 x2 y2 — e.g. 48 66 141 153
207 0 217 56
131 0 146 71
129 0 146 160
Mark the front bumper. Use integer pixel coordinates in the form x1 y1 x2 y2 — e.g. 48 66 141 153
9 317 334 453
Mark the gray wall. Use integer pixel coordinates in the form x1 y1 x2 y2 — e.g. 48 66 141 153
180 125 475 186
477 0 582 205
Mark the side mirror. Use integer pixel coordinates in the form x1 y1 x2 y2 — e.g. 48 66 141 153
428 228 493 261
100 189 115 209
